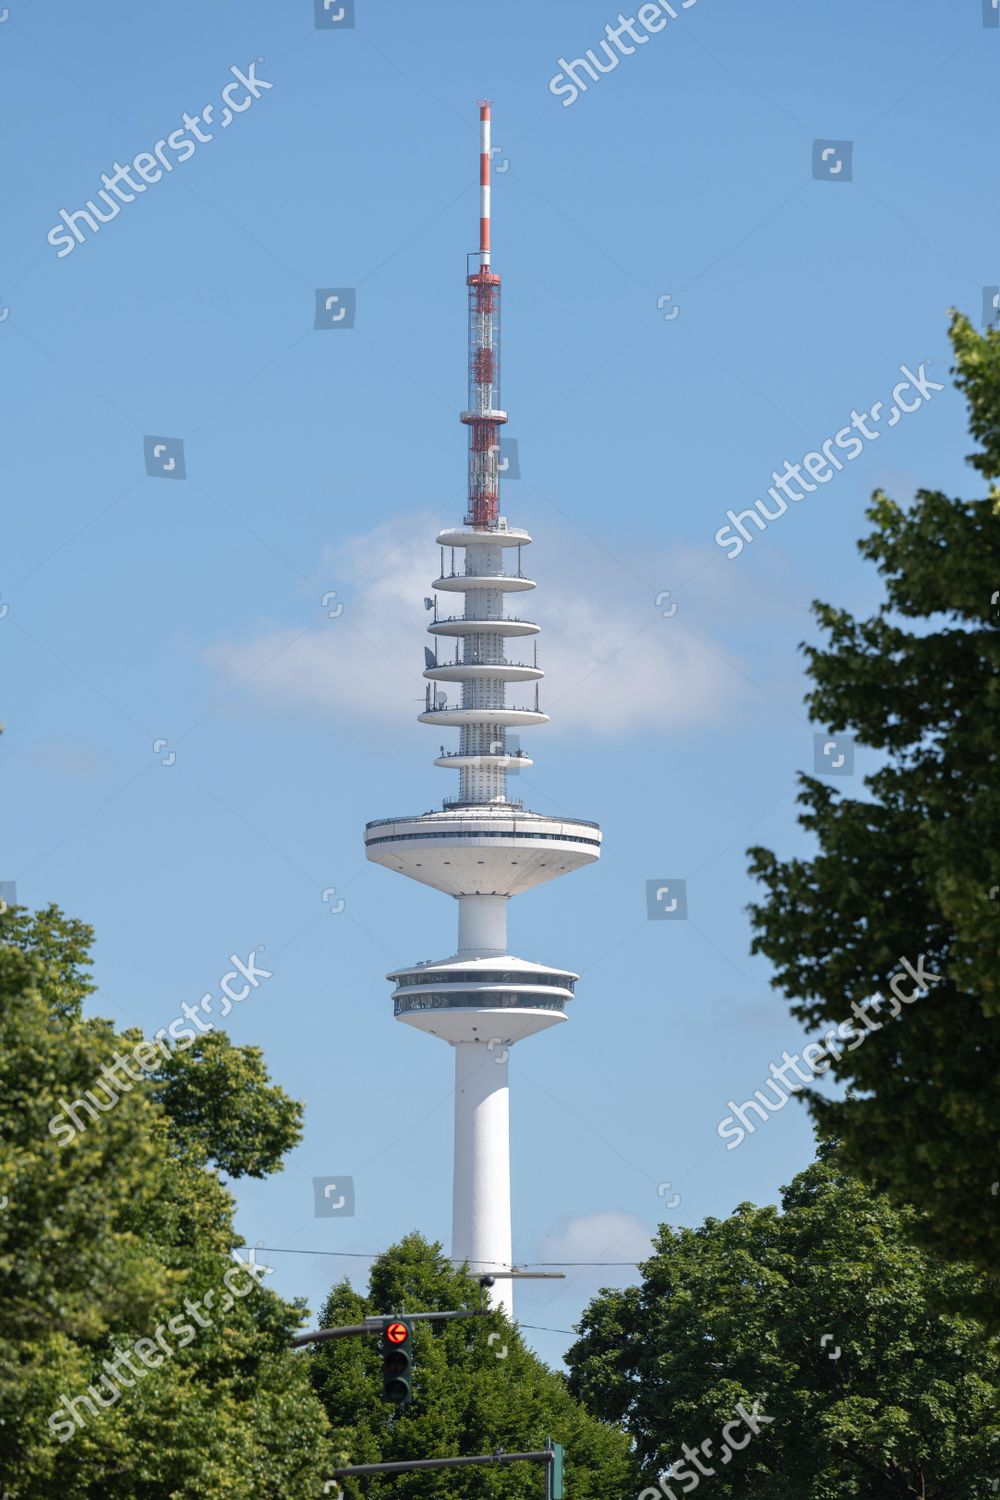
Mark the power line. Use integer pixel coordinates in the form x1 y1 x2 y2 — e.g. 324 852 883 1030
255 1247 644 1267
256 1246 383 1259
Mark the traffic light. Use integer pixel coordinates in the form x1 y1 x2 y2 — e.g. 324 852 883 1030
381 1319 413 1406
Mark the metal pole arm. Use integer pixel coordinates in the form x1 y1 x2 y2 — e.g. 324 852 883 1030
291 1307 489 1348
327 1450 551 1478
290 1323 372 1348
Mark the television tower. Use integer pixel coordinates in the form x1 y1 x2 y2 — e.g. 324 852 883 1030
364 103 601 1315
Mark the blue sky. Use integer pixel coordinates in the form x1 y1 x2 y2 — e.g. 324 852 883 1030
2 0 995 1366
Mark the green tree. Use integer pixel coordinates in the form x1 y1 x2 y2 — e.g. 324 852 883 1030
0 903 332 1496
565 1153 1000 1499
310 1233 636 1500
746 312 1000 1316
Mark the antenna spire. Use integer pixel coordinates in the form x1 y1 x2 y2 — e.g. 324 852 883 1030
478 99 492 269
463 102 505 531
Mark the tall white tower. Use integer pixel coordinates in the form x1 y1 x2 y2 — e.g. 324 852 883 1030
364 103 600 1315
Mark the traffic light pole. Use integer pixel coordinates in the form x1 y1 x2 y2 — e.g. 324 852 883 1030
290 1308 488 1348
325 1440 564 1498
290 1272 562 1347
296 1304 566 1495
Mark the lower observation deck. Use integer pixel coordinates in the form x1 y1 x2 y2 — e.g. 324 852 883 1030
389 953 577 1043
364 806 602 896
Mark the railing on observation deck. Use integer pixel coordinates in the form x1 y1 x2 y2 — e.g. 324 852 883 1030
435 570 529 581
429 614 537 626
426 660 535 671
434 749 530 761
364 812 603 831
441 796 524 811
420 704 541 716
394 993 566 1015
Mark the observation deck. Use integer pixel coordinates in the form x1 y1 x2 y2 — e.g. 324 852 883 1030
364 807 601 897
388 953 577 1044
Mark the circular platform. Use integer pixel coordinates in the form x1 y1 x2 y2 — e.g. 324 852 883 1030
437 527 531 549
417 707 547 729
434 574 535 594
424 663 543 684
428 617 539 638
364 807 601 896
433 752 534 771
388 953 577 1043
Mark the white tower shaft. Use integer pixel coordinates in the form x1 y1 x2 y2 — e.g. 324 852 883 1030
452 1043 513 1316
457 893 507 954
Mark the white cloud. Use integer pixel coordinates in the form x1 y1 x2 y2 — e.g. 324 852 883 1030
205 514 746 737
538 1210 653 1271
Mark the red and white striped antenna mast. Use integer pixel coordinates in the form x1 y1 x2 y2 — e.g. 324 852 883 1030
478 98 492 270
462 99 506 530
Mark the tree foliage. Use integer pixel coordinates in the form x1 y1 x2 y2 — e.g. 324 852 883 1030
310 1233 636 1500
746 312 1000 1315
0 904 332 1496
565 1154 1000 1498
152 1029 302 1178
